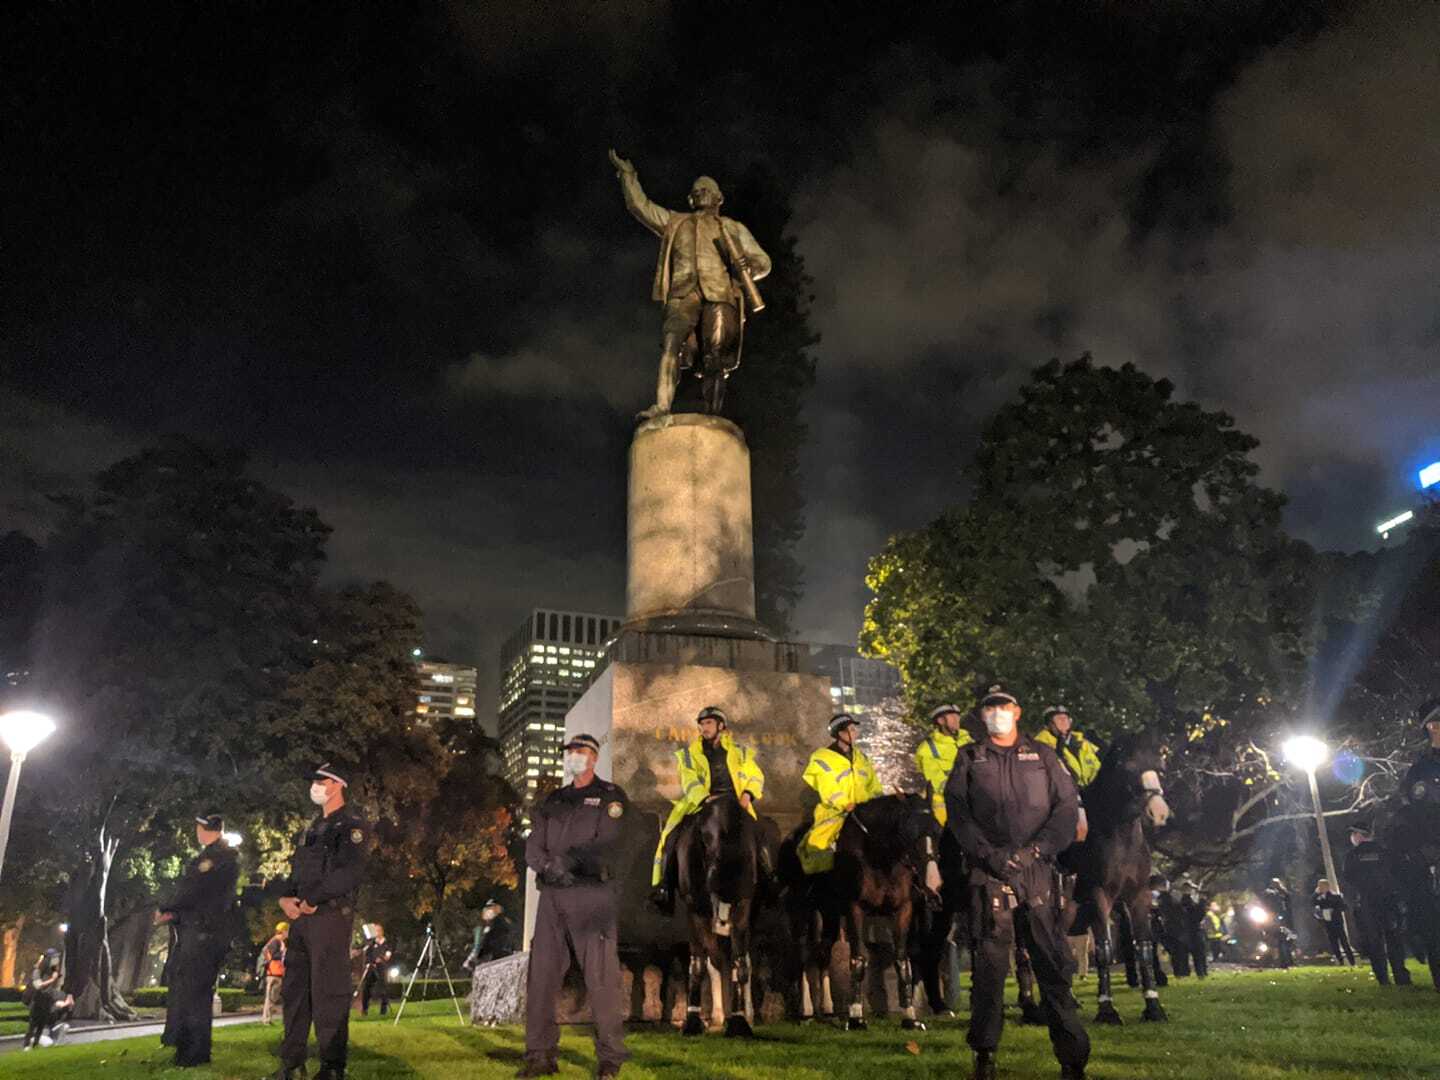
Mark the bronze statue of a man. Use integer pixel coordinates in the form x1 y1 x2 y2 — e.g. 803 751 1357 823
609 149 772 419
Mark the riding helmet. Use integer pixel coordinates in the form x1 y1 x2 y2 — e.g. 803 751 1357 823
828 713 859 738
696 705 728 728
928 703 962 724
1043 705 1071 722
1417 697 1440 729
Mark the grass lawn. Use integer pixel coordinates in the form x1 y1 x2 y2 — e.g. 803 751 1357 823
1 1002 29 1037
5 964 1439 1078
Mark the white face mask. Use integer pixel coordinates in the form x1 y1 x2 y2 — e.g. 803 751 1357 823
564 752 590 776
309 783 331 806
983 708 1016 736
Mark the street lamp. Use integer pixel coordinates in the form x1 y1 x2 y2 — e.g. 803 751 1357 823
1282 734 1350 942
0 710 57 883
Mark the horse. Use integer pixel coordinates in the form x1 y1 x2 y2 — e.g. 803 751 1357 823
1063 731 1172 1024
672 795 765 1036
779 794 943 1030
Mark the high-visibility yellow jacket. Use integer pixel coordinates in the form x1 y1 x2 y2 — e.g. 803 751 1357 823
913 728 974 825
802 744 882 818
673 732 764 816
1033 727 1103 789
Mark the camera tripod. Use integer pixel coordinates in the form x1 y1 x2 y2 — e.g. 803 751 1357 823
393 923 466 1025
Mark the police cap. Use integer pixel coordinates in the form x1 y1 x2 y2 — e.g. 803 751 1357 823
828 713 859 738
195 813 224 832
1418 697 1440 728
563 733 601 754
696 706 728 726
977 682 1018 708
309 762 349 786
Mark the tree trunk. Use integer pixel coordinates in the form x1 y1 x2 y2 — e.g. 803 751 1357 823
108 908 155 994
64 828 138 1021
1 914 26 987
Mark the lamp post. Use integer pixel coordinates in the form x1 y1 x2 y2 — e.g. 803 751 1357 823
0 710 57 883
1282 734 1350 944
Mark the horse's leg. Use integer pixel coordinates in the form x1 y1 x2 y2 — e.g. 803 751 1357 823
914 904 948 1014
1116 902 1139 987
682 917 708 1036
895 900 924 1030
1092 890 1122 1025
1014 937 1045 1025
844 903 868 1030
1129 892 1168 1022
724 901 755 1038
818 907 839 1019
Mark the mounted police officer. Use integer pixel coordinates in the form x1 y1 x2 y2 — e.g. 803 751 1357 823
155 812 238 1067
915 703 973 826
521 733 630 1079
650 705 766 912
272 764 369 1080
945 683 1090 1080
1343 823 1412 985
798 713 883 875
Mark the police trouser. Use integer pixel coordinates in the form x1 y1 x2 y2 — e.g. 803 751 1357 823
525 885 628 1071
281 906 356 1071
1354 901 1410 984
167 927 227 1066
1186 929 1209 977
361 966 389 1013
968 887 1089 1069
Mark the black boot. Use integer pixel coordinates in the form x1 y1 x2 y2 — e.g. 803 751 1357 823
973 1050 998 1080
1060 1065 1088 1079
515 1062 559 1078
269 1068 307 1080
314 1069 345 1080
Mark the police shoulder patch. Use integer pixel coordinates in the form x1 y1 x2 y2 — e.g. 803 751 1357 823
1414 782 1427 801
607 801 624 818
351 828 364 844
198 859 213 873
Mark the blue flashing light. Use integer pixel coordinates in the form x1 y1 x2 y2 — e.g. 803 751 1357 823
1421 461 1440 490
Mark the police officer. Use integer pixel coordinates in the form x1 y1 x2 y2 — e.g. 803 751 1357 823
359 924 393 1016
945 684 1090 1080
797 713 883 875
1260 878 1295 968
155 813 239 1067
522 733 629 1079
1343 824 1412 986
1178 882 1209 978
650 705 766 911
915 704 973 826
1402 697 1440 803
272 764 368 1080
1034 706 1102 841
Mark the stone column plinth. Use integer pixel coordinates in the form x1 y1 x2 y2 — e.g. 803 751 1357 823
627 413 765 639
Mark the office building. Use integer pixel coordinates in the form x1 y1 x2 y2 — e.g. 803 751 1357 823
413 657 479 728
806 643 903 716
498 608 622 800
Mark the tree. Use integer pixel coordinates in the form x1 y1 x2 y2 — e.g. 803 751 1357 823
23 437 330 1018
862 357 1316 858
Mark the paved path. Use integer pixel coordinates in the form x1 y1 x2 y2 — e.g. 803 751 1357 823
0 1011 265 1055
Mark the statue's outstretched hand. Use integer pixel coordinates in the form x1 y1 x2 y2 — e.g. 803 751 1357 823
608 148 635 174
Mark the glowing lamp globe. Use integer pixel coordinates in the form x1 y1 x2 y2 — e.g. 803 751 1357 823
1283 735 1328 774
0 711 56 757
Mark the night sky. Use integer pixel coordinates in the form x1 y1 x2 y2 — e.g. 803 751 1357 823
4 2 1438 729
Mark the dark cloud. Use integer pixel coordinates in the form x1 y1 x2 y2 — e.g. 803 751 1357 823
3 2 1437 726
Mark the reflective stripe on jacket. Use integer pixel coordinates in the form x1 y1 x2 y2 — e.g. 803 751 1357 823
1033 728 1103 789
802 744 882 816
913 728 973 825
675 732 764 817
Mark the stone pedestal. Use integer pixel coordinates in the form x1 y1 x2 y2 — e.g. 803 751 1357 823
626 414 768 639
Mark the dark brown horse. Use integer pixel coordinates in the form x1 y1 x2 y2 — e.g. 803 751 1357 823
779 794 943 1030
1063 731 1172 1023
673 795 764 1036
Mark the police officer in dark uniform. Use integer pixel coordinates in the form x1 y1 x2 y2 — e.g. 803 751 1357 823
1260 878 1296 968
521 733 630 1079
945 684 1090 1080
156 813 239 1067
272 764 368 1080
1344 824 1412 986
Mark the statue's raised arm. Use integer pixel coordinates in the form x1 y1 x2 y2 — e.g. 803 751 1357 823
607 148 773 420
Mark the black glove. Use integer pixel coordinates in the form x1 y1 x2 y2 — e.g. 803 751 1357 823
983 847 1015 880
1003 845 1040 878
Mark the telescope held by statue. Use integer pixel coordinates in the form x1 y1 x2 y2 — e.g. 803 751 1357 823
718 224 766 314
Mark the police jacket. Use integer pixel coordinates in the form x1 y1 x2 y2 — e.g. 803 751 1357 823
161 840 239 931
674 733 764 817
279 806 369 910
944 735 1078 889
1343 840 1399 904
1033 728 1103 790
363 938 393 970
474 915 516 962
914 728 973 825
525 778 630 891
1402 747 1440 806
803 743 883 815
